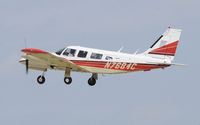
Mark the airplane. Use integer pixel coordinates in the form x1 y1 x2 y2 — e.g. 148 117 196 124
19 27 183 86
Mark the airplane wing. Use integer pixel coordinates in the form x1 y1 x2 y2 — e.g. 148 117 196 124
21 48 88 72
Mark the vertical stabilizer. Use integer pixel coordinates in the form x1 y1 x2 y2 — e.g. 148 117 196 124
143 27 182 61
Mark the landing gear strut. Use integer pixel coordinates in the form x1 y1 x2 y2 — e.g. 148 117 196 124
37 70 46 84
88 73 98 86
64 69 72 85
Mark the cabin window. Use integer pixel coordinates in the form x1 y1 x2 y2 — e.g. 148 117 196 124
78 50 88 58
63 48 76 57
55 48 65 55
105 56 113 60
90 53 103 59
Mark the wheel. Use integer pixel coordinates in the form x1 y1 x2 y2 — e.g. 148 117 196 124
37 75 45 84
64 77 72 85
88 77 96 86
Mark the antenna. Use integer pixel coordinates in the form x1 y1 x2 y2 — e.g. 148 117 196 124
133 49 140 55
117 46 124 52
24 38 27 49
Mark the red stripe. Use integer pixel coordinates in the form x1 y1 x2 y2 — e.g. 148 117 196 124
70 60 169 71
149 41 179 56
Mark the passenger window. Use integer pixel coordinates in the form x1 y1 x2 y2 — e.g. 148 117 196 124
78 50 88 58
105 56 113 60
63 48 76 57
90 53 103 59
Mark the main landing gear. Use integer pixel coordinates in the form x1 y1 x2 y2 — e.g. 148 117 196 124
64 69 72 85
64 77 72 84
88 73 98 86
36 69 98 86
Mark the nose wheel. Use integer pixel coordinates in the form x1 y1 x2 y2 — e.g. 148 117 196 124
37 75 45 84
37 70 46 84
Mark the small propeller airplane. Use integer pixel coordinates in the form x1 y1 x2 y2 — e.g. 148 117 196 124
20 27 183 86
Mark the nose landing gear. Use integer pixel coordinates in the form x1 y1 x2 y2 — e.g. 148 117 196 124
37 75 45 84
37 70 46 84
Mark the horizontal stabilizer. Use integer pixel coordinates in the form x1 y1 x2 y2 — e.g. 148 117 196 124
170 63 186 66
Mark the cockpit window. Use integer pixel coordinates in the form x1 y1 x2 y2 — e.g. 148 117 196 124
105 56 113 60
90 53 103 59
55 48 65 55
63 48 76 57
78 50 88 58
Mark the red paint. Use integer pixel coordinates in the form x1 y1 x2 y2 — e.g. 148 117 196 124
71 60 169 72
61 57 70 61
21 48 49 54
149 41 179 56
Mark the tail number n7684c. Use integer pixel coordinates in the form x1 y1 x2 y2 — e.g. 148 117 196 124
104 62 137 71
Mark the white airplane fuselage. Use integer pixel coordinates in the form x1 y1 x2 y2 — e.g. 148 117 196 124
52 46 170 74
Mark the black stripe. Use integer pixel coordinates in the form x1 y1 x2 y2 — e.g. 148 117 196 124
150 35 163 48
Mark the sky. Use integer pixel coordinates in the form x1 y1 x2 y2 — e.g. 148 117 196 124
0 0 200 125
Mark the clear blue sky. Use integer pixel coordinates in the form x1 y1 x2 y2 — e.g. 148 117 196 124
0 0 199 125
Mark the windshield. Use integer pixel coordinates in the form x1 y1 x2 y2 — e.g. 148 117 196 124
55 48 65 55
63 48 76 57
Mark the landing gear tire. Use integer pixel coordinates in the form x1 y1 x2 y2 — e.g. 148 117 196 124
37 75 45 84
88 77 96 86
64 77 72 85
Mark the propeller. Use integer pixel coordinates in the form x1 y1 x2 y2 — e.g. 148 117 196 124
24 38 29 74
25 59 29 74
